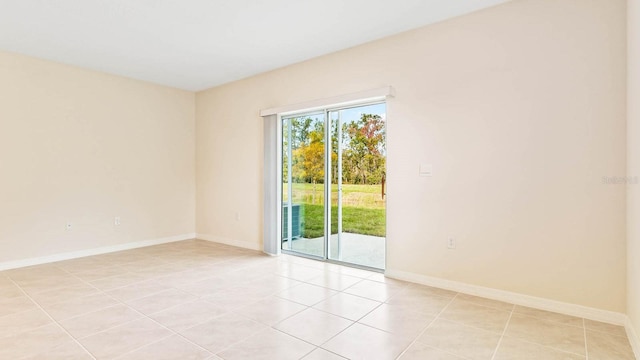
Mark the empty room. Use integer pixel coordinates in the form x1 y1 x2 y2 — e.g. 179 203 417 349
0 0 638 359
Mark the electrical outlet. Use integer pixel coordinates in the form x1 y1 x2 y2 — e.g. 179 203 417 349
114 217 121 226
447 237 456 249
66 222 72 231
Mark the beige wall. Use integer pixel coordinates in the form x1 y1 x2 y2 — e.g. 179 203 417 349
196 0 627 311
0 51 196 263
628 0 640 340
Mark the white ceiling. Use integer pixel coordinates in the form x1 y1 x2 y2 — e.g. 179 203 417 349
0 0 511 91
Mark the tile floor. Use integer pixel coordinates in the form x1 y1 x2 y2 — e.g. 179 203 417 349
0 239 635 360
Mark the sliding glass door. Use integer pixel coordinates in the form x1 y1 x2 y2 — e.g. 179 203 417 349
281 112 326 258
281 103 386 270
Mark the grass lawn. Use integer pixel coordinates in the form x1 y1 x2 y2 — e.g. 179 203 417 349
282 183 386 238
283 183 386 209
291 204 386 238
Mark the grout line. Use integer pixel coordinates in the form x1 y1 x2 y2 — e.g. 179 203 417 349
496 335 590 358
393 291 461 359
64 269 217 358
52 302 127 324
6 276 98 360
508 310 586 331
188 313 269 356
266 276 390 355
583 318 589 360
489 304 514 360
303 290 383 324
109 331 176 360
5 243 614 360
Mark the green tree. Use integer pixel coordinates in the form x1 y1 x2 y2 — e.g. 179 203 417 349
343 114 386 184
292 129 324 184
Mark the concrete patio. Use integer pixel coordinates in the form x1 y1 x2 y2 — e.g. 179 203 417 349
282 232 385 269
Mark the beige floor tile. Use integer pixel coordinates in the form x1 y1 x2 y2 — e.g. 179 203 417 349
73 266 129 282
313 292 381 321
0 294 38 317
275 264 325 282
504 313 585 355
275 308 353 346
586 329 636 360
116 335 212 360
343 279 405 302
22 340 94 360
236 296 306 325
0 283 25 298
155 268 217 287
19 276 88 294
256 260 295 273
439 298 511 333
218 328 315 360
276 283 338 306
306 272 362 291
201 293 263 313
224 253 267 265
244 274 302 294
55 258 112 273
302 348 345 360
43 292 120 321
131 262 189 279
513 306 583 328
6 264 69 282
78 317 173 359
418 318 501 360
322 323 412 360
174 276 236 297
367 273 411 286
60 304 143 338
219 283 276 300
404 283 458 299
302 348 347 359
358 303 434 338
104 279 171 302
118 257 171 271
0 308 53 338
281 256 325 269
0 323 73 359
89 272 147 291
454 293 515 312
325 263 375 279
225 267 279 285
399 342 466 360
149 299 228 332
29 283 100 307
179 312 267 353
494 337 585 360
584 319 628 337
0 274 15 287
126 289 197 315
94 252 149 265
385 289 452 316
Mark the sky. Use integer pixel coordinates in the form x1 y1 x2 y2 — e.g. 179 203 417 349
338 103 386 124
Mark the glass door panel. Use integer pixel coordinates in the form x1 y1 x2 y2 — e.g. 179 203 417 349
281 113 326 258
328 103 387 269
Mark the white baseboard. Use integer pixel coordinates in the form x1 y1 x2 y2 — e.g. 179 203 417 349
0 233 196 271
626 317 640 359
196 233 262 252
385 269 627 326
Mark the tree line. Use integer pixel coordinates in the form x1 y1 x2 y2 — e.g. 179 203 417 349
283 113 386 185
